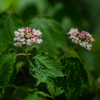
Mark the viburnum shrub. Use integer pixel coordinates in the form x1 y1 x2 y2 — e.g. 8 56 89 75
0 26 95 100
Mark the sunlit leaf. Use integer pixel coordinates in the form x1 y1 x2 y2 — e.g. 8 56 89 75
28 52 64 97
0 0 14 13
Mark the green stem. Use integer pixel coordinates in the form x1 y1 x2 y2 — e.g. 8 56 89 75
57 54 67 61
0 84 38 92
26 46 29 55
16 53 31 56
73 44 77 50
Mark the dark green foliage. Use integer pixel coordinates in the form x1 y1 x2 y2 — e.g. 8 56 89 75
0 0 99 100
0 13 23 54
0 52 16 85
60 57 88 100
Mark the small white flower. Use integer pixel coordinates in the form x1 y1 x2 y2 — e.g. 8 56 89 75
14 31 20 36
69 28 79 34
86 44 92 50
69 36 75 39
79 42 82 46
26 39 31 42
75 37 79 40
32 29 42 36
14 37 17 41
14 42 22 47
32 29 36 32
31 38 36 42
20 32 25 37
37 39 43 44
20 38 25 44
90 38 95 42
18 28 24 32
86 33 92 38
26 39 32 46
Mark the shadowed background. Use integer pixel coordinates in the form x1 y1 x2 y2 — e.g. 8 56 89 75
0 0 100 100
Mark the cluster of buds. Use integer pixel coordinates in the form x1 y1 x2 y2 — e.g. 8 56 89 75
67 28 95 51
14 27 43 47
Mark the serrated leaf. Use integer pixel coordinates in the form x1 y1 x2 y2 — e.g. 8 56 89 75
0 52 16 85
28 17 68 57
60 57 88 100
0 13 23 54
28 52 64 97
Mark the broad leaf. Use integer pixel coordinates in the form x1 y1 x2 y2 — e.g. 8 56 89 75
0 0 14 13
28 17 68 57
25 93 46 100
15 0 48 15
60 57 88 100
0 13 23 54
28 52 64 97
0 52 16 85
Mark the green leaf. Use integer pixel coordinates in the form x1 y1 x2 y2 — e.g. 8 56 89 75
0 0 14 13
67 49 95 88
15 0 48 15
0 52 16 85
45 2 64 17
35 91 51 98
28 52 64 97
28 17 68 57
52 77 64 97
61 16 74 33
60 57 88 100
0 13 23 54
24 93 46 100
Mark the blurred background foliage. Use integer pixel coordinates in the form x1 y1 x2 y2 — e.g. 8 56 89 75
0 0 100 100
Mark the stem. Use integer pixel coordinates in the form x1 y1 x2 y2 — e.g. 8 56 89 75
57 51 75 61
26 46 29 55
16 53 31 56
57 54 67 61
0 84 38 92
73 44 77 50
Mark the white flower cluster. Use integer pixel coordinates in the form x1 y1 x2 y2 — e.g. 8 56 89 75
67 28 95 51
14 27 43 47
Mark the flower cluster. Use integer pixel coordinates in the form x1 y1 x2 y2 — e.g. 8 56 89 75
67 28 95 51
14 27 43 47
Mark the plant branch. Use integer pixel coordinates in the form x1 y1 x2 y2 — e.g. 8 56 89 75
0 84 38 92
16 53 31 56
